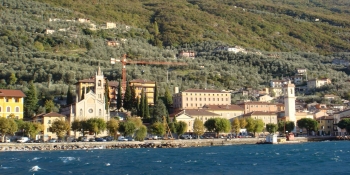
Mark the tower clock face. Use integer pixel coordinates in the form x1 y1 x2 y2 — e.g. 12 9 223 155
89 109 93 113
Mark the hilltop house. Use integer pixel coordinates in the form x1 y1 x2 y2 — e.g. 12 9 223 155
307 78 331 89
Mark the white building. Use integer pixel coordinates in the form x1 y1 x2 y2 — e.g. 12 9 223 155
284 81 296 132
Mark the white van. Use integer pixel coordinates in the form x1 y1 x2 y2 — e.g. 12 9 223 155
17 137 29 143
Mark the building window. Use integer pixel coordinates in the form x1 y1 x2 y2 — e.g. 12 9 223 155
0 107 1 112
98 80 101 86
47 128 50 132
80 109 83 116
217 98 219 101
48 120 51 124
15 98 19 102
15 116 19 119
6 107 10 112
99 109 102 116
6 98 9 102
213 98 215 101
15 107 19 112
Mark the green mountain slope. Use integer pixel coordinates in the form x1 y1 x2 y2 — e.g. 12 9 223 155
34 0 350 54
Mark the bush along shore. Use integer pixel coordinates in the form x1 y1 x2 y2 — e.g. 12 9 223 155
0 136 339 152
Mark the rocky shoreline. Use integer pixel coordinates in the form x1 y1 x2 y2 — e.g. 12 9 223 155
0 136 338 152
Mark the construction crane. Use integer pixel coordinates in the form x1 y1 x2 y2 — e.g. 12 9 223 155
111 54 187 92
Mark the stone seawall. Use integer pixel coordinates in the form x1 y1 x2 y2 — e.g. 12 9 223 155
0 137 332 152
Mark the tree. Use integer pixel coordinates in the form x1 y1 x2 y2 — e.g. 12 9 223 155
118 121 136 137
106 118 119 138
152 99 167 123
175 121 188 138
50 119 70 139
0 118 10 141
131 85 137 108
24 81 38 118
71 119 81 138
338 119 350 134
297 118 318 135
135 125 147 141
153 82 158 105
66 85 73 105
128 117 143 129
266 123 278 134
24 122 44 139
144 96 150 119
193 118 204 138
8 73 17 88
277 121 295 134
164 86 172 109
123 82 132 111
139 89 145 117
231 118 241 136
204 118 231 137
44 100 55 113
105 79 110 110
245 118 264 137
117 79 122 111
86 118 106 136
150 122 165 136
239 118 247 129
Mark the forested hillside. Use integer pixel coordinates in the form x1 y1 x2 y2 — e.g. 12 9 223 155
33 0 350 54
1 0 350 103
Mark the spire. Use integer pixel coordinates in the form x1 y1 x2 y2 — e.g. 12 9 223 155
97 63 102 76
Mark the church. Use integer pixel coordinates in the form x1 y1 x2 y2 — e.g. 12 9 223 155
61 66 110 128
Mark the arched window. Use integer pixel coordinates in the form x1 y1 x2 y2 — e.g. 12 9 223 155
98 80 101 86
6 107 10 112
0 107 2 112
15 107 19 112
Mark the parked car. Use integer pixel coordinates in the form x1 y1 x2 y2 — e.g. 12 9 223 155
95 138 106 142
49 139 57 143
103 136 114 141
126 137 134 141
0 137 10 143
35 139 43 143
89 138 96 142
17 137 29 143
78 136 88 142
117 136 128 141
180 135 192 139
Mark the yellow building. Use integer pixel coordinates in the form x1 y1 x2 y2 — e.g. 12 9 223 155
173 89 231 110
0 89 26 119
34 112 66 141
129 79 156 105
316 116 334 136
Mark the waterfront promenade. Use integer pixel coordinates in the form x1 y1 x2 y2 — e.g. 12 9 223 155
0 136 337 152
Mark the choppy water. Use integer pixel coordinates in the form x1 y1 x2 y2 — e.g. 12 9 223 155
1 141 350 175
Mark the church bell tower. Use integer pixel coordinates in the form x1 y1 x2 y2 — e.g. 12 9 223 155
284 80 296 132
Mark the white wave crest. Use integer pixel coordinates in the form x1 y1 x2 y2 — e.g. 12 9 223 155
29 165 41 172
59 157 76 163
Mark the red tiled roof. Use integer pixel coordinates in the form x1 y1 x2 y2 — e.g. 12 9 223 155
172 109 220 117
243 111 276 116
35 112 66 118
238 101 275 105
129 79 155 83
0 89 26 97
183 89 227 93
203 104 244 111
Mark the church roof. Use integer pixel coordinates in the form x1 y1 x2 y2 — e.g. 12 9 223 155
182 89 228 93
243 111 276 116
203 104 244 111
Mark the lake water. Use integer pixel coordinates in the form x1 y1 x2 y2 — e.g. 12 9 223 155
1 141 349 175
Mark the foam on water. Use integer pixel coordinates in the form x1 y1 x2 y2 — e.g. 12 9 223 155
29 165 41 172
59 157 76 163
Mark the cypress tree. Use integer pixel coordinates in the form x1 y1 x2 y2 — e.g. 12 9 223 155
131 85 137 108
66 85 73 105
144 94 150 119
123 82 132 111
104 79 110 110
24 81 38 118
136 96 140 117
139 89 145 118
164 86 172 109
153 82 158 105
117 79 122 111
